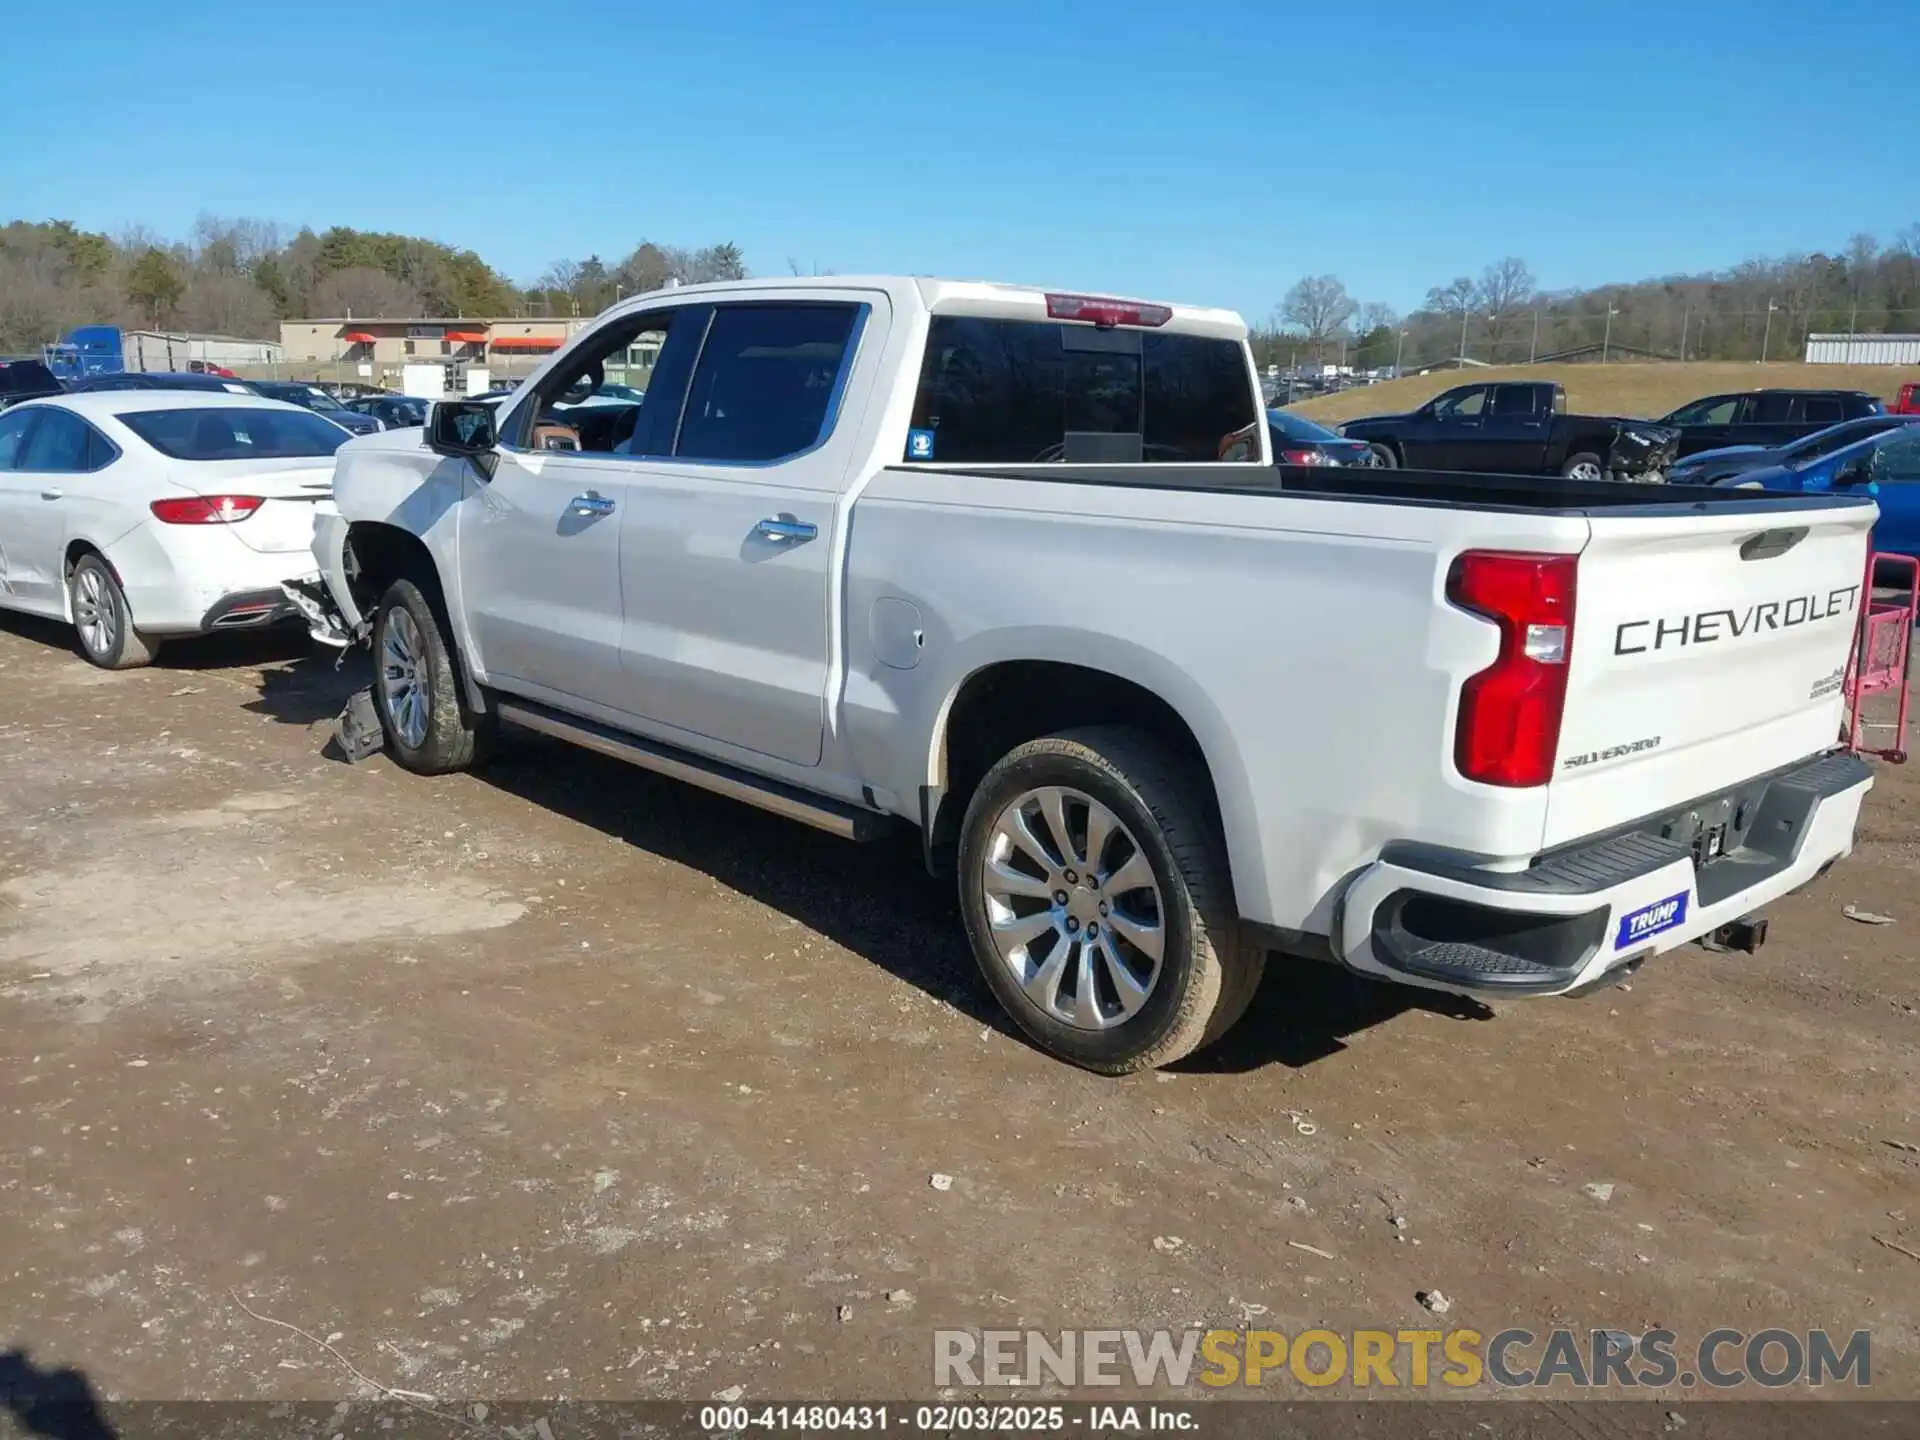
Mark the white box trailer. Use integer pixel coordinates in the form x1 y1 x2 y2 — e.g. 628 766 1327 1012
121 330 284 372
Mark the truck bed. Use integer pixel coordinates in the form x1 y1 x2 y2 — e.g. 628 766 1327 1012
922 463 1875 516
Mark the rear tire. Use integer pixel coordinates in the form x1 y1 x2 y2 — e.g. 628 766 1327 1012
1367 443 1398 468
370 576 489 775
957 726 1261 1074
1561 451 1605 481
68 553 158 670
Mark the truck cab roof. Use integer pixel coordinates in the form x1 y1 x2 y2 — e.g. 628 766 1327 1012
587 275 1249 341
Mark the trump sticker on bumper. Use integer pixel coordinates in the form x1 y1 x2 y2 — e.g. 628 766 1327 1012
1615 891 1689 949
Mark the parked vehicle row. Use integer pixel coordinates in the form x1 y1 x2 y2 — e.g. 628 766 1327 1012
281 276 1877 1075
1314 382 1908 486
18 367 436 434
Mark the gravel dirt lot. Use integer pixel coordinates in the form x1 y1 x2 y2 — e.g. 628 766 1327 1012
2 613 1917 1418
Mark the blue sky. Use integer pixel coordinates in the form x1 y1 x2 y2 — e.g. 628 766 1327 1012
3 0 1914 321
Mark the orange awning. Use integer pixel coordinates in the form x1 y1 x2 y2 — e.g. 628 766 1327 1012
341 330 377 344
491 335 561 350
445 330 487 343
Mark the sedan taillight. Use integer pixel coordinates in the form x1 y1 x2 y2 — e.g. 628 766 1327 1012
1278 448 1332 466
150 495 264 524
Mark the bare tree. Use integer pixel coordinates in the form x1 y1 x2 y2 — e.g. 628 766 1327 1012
1277 275 1358 358
178 273 277 337
1425 276 1476 358
311 265 420 317
1473 257 1536 360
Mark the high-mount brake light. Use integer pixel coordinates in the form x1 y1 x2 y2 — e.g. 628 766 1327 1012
1447 550 1578 787
1045 293 1173 329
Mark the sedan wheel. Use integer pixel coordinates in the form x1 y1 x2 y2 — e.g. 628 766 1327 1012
67 553 157 670
73 565 117 659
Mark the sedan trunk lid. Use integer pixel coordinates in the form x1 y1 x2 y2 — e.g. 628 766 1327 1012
164 457 334 554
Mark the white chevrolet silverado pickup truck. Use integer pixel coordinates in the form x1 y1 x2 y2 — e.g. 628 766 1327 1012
305 276 1878 1073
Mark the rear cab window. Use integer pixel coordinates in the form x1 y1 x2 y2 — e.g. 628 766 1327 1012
903 302 1260 465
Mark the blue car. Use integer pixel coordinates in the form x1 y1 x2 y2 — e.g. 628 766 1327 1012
1724 423 1920 559
1670 413 1920 486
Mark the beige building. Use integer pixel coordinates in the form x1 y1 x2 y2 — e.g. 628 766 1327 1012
278 317 585 367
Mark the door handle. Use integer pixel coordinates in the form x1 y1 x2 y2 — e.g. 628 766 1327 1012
568 494 616 517
40 488 63 500
755 516 817 543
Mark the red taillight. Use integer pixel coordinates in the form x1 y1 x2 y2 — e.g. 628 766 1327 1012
150 495 264 525
1447 550 1577 787
1278 448 1330 466
1045 292 1173 328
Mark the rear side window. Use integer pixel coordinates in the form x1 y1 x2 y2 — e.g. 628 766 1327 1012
905 316 1257 464
673 303 862 463
118 406 351 460
1800 395 1843 424
1874 428 1920 481
19 409 98 471
1490 384 1540 418
1751 393 1794 423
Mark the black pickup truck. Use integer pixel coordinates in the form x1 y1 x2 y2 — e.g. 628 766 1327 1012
1334 380 1678 482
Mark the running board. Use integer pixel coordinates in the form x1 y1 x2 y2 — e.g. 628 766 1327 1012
493 699 886 842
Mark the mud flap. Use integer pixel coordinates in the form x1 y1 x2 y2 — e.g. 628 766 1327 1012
281 577 358 650
332 687 386 764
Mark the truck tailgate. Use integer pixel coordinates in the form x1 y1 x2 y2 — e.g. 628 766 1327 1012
1545 499 1875 848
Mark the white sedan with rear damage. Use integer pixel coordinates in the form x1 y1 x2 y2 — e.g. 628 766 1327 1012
0 390 347 668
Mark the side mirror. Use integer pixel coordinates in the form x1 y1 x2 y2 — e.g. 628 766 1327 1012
1833 455 1873 487
428 399 498 466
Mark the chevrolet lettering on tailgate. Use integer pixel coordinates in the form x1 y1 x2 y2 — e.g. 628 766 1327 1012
1614 585 1861 655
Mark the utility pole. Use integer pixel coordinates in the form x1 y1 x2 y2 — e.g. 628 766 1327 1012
1762 299 1778 363
1679 305 1689 362
1394 325 1407 377
1529 307 1540 363
1458 305 1470 362
1602 304 1619 364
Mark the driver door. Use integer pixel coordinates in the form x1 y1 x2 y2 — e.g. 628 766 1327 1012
459 310 675 713
1405 385 1488 469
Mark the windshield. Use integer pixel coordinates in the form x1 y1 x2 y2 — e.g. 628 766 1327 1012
1266 408 1342 444
118 406 351 461
301 387 347 411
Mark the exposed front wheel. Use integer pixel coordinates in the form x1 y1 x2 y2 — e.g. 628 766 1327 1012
1366 443 1398 468
957 727 1262 1074
370 577 489 775
1561 452 1605 482
68 554 157 670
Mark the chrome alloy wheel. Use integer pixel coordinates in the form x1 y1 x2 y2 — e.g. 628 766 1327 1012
979 785 1167 1031
379 607 430 748
73 565 117 658
1565 459 1605 481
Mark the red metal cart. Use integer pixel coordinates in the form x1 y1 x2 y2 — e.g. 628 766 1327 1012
1843 552 1918 763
